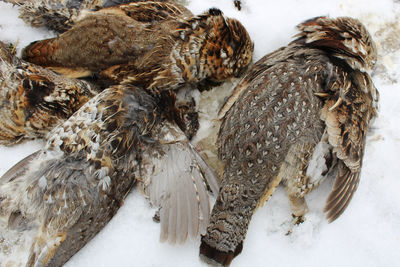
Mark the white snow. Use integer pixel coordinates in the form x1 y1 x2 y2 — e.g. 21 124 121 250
1 0 400 266
306 135 330 184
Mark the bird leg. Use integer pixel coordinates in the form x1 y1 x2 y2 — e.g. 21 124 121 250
289 195 308 224
285 195 308 235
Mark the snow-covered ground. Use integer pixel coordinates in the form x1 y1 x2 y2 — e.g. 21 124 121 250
1 0 400 266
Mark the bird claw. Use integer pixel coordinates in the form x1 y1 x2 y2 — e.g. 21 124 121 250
328 97 343 111
314 92 330 97
285 214 305 235
292 214 305 225
153 209 160 223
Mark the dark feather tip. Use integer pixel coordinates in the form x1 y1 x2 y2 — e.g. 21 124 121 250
298 16 327 27
208 8 223 16
200 239 243 267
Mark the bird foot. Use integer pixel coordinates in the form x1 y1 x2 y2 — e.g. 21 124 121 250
234 0 242 10
152 210 160 223
285 214 305 235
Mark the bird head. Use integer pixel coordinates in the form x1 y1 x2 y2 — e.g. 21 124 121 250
200 9 254 82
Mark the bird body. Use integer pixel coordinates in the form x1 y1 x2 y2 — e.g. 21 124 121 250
1 1 251 265
0 41 100 145
2 2 253 145
22 4 190 79
0 84 219 266
200 16 379 266
21 2 253 93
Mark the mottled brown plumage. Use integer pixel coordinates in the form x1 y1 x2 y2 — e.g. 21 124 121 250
0 41 100 145
200 16 379 266
2 0 156 33
21 2 253 94
166 91 199 140
0 84 219 266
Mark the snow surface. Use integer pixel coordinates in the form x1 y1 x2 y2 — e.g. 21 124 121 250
1 0 400 266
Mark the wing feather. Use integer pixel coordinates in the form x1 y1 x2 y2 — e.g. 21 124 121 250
320 71 377 222
324 162 360 222
167 176 178 244
0 151 40 185
176 175 188 244
191 166 211 234
117 2 193 22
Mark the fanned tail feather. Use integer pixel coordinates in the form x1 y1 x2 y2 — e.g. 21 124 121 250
140 121 219 244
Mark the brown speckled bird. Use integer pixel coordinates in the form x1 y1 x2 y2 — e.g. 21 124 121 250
0 41 100 146
200 16 379 266
0 84 219 266
21 2 253 93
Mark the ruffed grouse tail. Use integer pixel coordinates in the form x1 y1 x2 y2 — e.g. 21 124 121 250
200 233 243 267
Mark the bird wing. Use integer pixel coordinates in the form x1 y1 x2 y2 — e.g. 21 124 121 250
0 148 89 266
139 120 219 244
320 71 378 222
0 84 160 266
108 1 193 22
